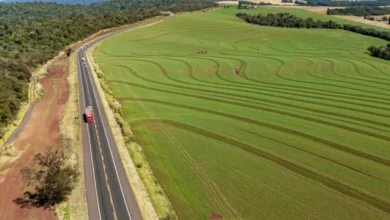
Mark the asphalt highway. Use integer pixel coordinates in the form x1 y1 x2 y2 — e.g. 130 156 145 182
77 36 142 220
77 17 173 220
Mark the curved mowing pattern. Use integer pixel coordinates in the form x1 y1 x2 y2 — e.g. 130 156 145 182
94 8 390 220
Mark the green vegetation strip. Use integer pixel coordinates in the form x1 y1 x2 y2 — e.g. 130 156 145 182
94 7 390 220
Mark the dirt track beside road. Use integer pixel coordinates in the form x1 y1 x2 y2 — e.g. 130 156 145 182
0 59 69 220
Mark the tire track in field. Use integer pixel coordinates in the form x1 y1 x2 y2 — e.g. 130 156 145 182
338 57 390 79
238 129 382 181
303 57 390 87
219 55 390 94
271 41 363 57
319 57 390 85
206 54 390 98
160 57 390 112
115 79 390 135
120 97 390 167
131 119 390 214
126 86 242 219
285 41 361 56
187 56 390 104
99 55 390 103
268 43 354 56
218 53 390 97
275 56 390 93
119 59 390 121
108 59 390 131
115 65 390 130
115 63 390 129
348 58 390 77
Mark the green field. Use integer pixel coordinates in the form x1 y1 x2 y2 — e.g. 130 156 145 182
93 7 390 220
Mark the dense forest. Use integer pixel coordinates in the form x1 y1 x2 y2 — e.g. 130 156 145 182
236 12 390 60
1 0 107 4
0 0 216 139
299 0 390 6
327 6 390 16
0 0 215 23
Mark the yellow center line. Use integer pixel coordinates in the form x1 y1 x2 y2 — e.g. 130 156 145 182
82 63 118 220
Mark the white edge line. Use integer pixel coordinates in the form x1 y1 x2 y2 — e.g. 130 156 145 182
82 20 168 220
78 50 102 220
83 48 133 220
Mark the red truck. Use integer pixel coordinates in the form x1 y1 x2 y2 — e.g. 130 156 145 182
85 106 94 123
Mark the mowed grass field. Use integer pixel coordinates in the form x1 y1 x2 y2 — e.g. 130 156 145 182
93 7 390 220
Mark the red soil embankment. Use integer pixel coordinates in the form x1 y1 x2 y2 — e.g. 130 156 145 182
0 59 69 220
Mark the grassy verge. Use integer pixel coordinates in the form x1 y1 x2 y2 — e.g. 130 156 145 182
85 19 177 219
35 87 44 102
2 102 29 145
55 51 87 220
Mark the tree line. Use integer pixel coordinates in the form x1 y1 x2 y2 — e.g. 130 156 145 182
236 12 390 60
326 6 390 17
0 0 217 141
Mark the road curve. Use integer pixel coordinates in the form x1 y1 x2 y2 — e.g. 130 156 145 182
76 19 170 220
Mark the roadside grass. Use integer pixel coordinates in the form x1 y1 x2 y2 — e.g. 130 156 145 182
93 8 390 220
2 102 28 145
35 87 44 102
55 51 87 220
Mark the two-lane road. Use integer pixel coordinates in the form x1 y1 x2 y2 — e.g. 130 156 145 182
77 37 142 220
77 18 172 220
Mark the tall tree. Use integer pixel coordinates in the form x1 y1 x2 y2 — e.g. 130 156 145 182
18 150 80 207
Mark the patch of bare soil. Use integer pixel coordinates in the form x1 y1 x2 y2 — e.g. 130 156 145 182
277 6 345 14
209 214 223 219
335 15 390 29
252 0 294 5
216 1 239 4
0 59 69 220
282 6 390 29
217 0 294 5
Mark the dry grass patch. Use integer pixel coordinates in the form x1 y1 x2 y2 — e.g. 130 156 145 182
0 143 20 168
217 0 295 5
1 102 28 145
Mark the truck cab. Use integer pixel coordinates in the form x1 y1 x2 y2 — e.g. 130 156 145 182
85 106 94 123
